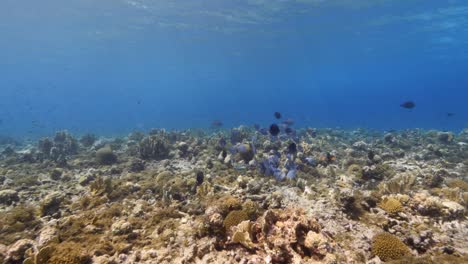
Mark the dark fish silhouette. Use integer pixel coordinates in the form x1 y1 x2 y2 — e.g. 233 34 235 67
400 101 415 109
274 112 282 119
253 124 260 130
269 124 280 136
196 171 204 186
211 120 223 128
447 112 455 117
288 142 297 154
218 138 227 148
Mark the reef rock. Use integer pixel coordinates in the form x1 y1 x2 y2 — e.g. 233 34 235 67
229 207 335 262
5 239 35 263
0 189 19 205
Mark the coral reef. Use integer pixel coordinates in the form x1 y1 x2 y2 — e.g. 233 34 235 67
0 128 467 263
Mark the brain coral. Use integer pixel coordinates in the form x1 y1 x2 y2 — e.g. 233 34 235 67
372 232 411 261
378 197 403 214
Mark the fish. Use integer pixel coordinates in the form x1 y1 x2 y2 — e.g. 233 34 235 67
196 171 204 186
230 129 242 144
288 142 297 154
284 154 297 179
229 143 251 156
274 112 282 119
319 153 336 163
218 138 227 148
400 101 415 109
282 118 294 126
306 128 317 138
286 169 297 180
269 124 280 136
253 124 261 130
251 135 257 154
211 120 223 128
285 127 294 135
447 112 455 117
305 157 316 166
258 128 268 136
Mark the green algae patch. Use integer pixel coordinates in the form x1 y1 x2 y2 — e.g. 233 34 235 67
0 204 41 244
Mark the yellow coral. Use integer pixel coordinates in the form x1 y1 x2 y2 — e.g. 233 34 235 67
378 197 403 214
372 232 411 261
223 210 249 231
231 220 256 249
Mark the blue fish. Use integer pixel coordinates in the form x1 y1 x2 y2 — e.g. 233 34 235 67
259 128 268 136
218 138 227 148
282 118 294 126
286 169 297 179
230 129 242 144
229 143 249 155
251 136 257 154
305 156 316 166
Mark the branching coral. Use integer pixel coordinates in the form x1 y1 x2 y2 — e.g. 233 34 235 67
38 131 78 163
139 135 170 160
378 173 416 194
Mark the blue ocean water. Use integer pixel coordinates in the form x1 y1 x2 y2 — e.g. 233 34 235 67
0 0 467 138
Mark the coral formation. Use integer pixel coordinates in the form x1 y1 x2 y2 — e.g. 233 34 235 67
139 135 170 160
371 232 411 261
223 210 250 231
378 197 404 214
362 163 395 181
79 133 96 147
37 131 78 164
95 146 117 165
